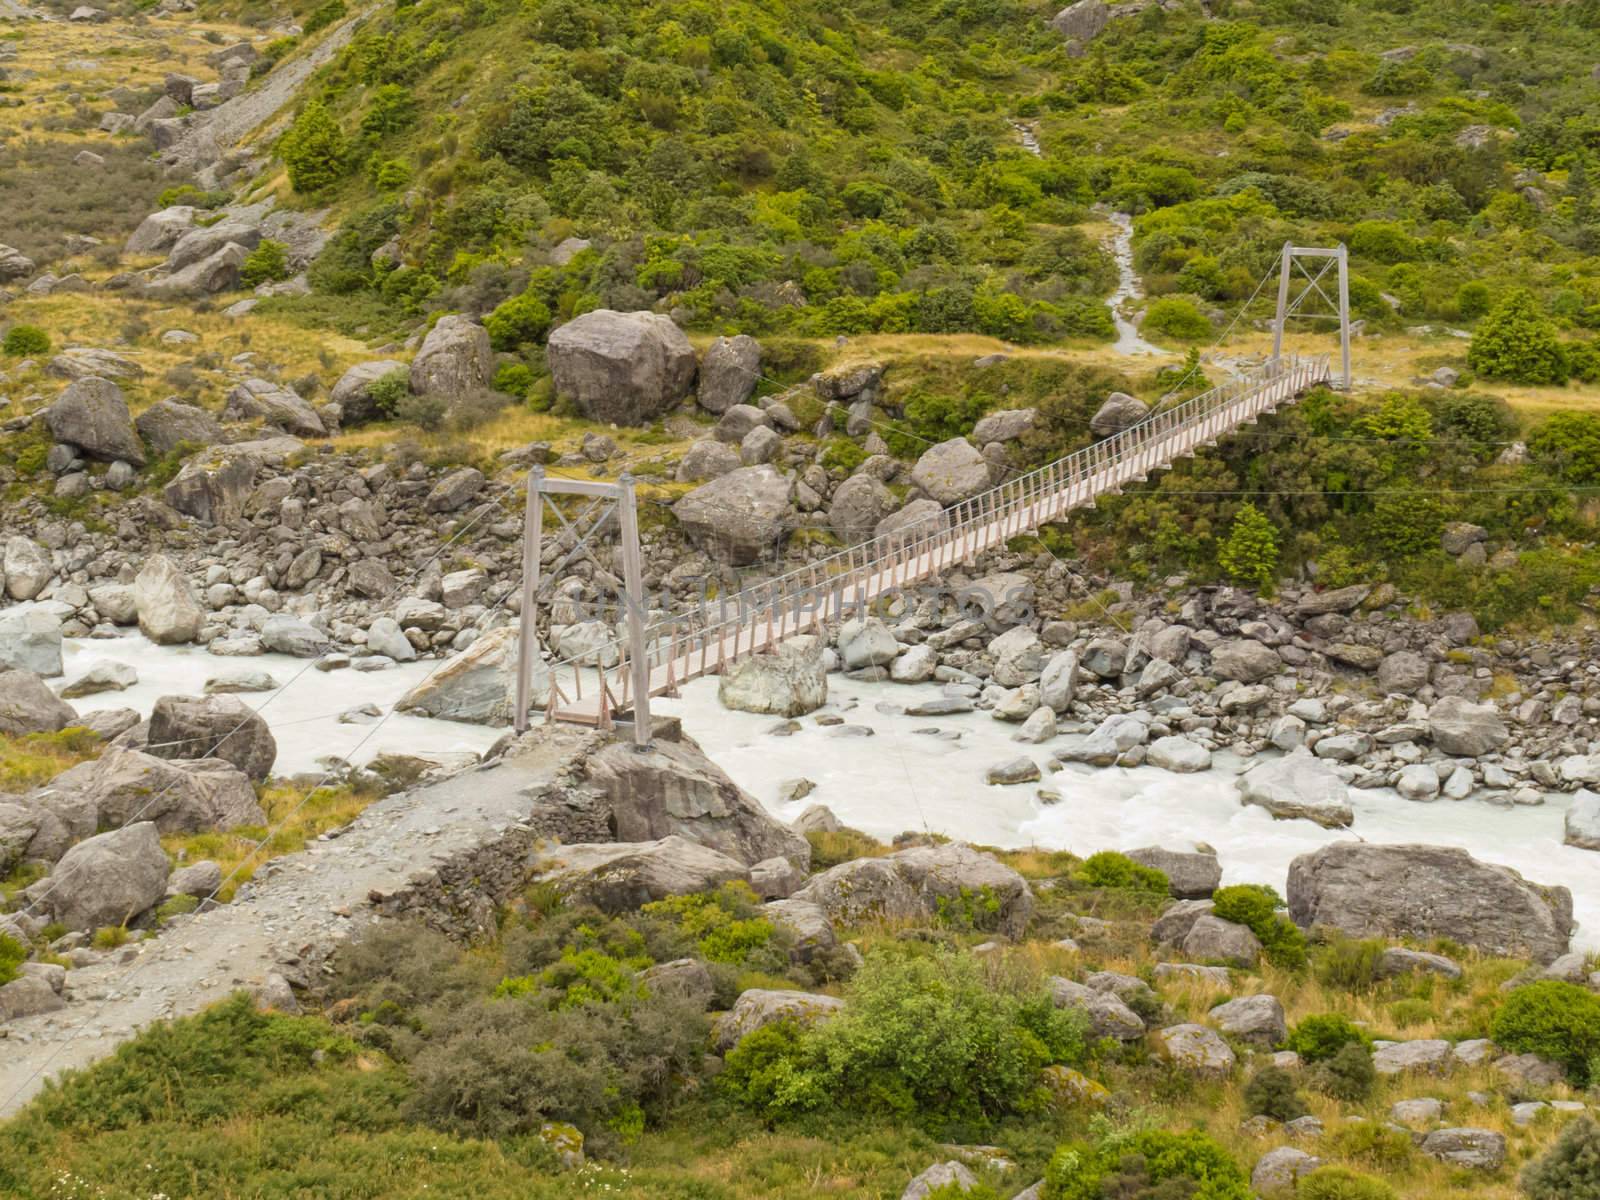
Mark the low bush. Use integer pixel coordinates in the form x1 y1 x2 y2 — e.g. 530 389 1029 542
365 369 411 418
1211 884 1306 969
1313 936 1387 991
642 883 787 970
1044 1128 1251 1200
1491 980 1600 1084
1521 1116 1600 1200
239 240 291 288
1287 1013 1371 1063
723 947 1086 1130
1243 1065 1307 1121
0 932 24 986
2 324 50 357
1076 851 1168 894
1142 297 1211 340
485 291 553 350
1327 1121 1413 1172
394 392 448 430
1297 1166 1399 1200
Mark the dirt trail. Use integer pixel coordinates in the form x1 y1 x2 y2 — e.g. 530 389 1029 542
0 729 584 1118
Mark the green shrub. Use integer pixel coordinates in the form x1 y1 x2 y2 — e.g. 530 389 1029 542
642 884 784 969
1044 1129 1252 1200
1313 936 1387 991
1457 281 1491 320
302 0 345 33
394 392 448 430
2 324 50 356
281 99 349 195
1211 884 1306 969
1309 1040 1376 1102
485 291 553 350
239 240 291 288
366 369 411 418
493 362 538 397
1077 851 1168 895
1217 503 1279 593
155 184 229 210
1530 411 1600 485
723 947 1087 1129
1467 288 1569 385
1243 1065 1307 1121
1287 1013 1371 1063
1521 1116 1600 1200
1142 297 1211 340
1348 220 1417 263
1297 1166 1399 1200
0 933 24 986
1491 981 1600 1084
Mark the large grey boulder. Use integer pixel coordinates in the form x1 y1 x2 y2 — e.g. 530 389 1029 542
1377 650 1429 694
0 802 42 876
794 842 1034 938
146 694 277 780
409 314 493 398
44 747 263 834
838 616 898 670
0 670 77 735
4 536 52 601
583 734 810 867
124 205 197 255
1048 976 1146 1041
0 609 64 676
260 614 332 658
1286 842 1573 962
911 437 990 504
1039 649 1080 712
136 399 222 455
45 377 146 465
1125 844 1221 899
1089 390 1147 436
718 636 826 717
547 309 696 425
1251 1147 1321 1197
1210 639 1281 683
676 439 740 483
1427 696 1508 756
697 334 760 414
166 217 262 271
901 1163 978 1200
1210 994 1286 1045
1156 1023 1237 1076
0 243 37 281
1236 750 1354 828
1146 735 1212 773
829 474 896 540
28 821 169 931
395 627 547 724
134 555 205 644
532 836 749 912
1183 914 1261 966
222 378 326 438
330 360 408 425
60 660 137 698
972 408 1037 444
712 987 844 1053
672 465 792 565
143 241 248 298
1566 788 1600 851
876 497 947 541
164 451 259 526
0 975 66 1022
1419 1129 1506 1170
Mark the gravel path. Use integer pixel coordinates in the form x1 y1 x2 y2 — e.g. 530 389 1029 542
0 730 581 1118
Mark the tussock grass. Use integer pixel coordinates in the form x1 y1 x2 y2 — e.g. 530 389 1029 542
0 727 103 793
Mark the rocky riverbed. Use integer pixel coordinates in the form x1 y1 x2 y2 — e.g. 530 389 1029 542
658 674 1600 949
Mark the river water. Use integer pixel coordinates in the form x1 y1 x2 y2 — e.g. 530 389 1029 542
49 636 1599 948
657 676 1600 950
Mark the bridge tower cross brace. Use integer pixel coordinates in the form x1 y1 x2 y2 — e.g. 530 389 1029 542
512 467 652 748
1272 242 1352 391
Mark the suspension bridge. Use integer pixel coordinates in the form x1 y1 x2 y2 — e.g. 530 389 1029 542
518 350 1334 740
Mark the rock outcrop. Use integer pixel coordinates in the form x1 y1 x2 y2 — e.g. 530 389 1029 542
1286 842 1573 962
547 309 697 425
793 842 1033 938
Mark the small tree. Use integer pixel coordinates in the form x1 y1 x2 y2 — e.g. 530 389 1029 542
239 240 291 288
485 291 553 351
1467 288 1569 384
1218 502 1279 592
281 99 348 194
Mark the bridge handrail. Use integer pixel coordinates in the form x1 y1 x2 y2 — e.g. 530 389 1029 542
542 352 1328 685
